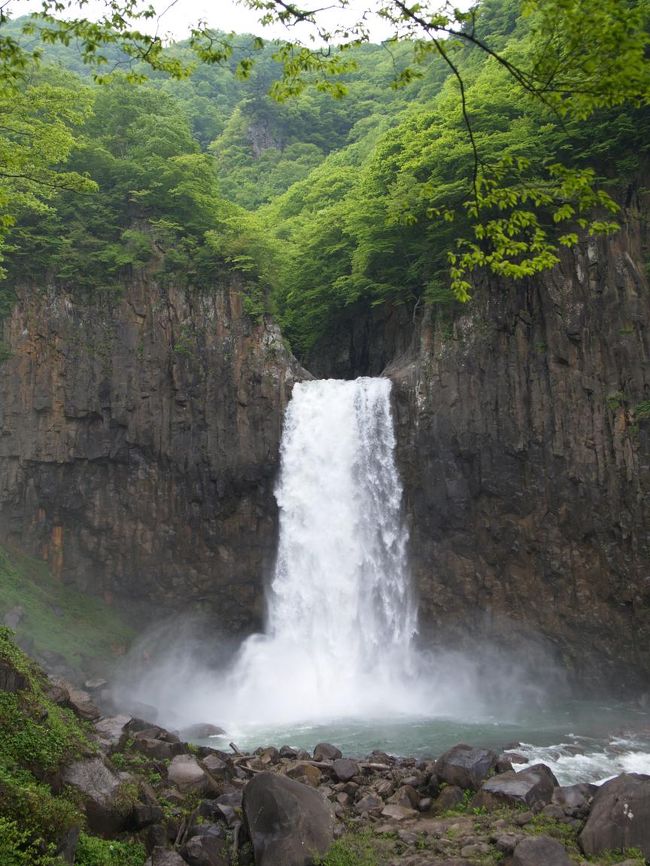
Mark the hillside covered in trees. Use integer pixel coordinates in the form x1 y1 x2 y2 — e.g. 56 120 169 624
1 0 648 360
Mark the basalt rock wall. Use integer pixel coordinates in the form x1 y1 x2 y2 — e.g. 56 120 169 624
0 276 306 631
388 192 650 692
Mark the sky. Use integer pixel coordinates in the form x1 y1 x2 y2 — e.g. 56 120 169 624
7 0 396 43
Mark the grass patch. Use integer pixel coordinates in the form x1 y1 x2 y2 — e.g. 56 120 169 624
0 545 134 674
316 829 393 866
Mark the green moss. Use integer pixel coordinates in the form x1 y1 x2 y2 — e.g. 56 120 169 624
587 849 645 865
0 546 134 674
634 400 650 420
0 629 93 862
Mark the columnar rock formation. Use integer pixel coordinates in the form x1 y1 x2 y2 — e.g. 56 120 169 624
388 201 650 691
0 276 306 630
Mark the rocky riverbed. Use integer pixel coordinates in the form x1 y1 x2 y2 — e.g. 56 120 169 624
2 629 649 866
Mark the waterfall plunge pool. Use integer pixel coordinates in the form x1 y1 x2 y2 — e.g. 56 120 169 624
118 378 650 788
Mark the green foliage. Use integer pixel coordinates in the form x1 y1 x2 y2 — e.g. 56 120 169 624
0 546 134 674
74 834 145 866
0 629 91 864
634 401 650 420
0 817 60 866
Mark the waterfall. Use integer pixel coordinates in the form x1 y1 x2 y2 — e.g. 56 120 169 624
223 377 421 724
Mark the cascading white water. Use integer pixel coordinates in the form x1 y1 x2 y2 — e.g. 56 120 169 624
221 377 421 724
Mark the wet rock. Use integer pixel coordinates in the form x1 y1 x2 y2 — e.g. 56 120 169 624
474 763 558 811
496 755 514 773
552 782 597 818
332 758 358 782
243 771 334 866
579 773 650 857
167 755 219 797
0 659 27 692
279 745 298 759
435 744 498 790
180 723 226 740
512 835 572 865
508 753 529 764
62 757 127 835
182 835 229 866
313 742 342 762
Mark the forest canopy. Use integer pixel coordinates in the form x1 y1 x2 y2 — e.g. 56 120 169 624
0 0 648 356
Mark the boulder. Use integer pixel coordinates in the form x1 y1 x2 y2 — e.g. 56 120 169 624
61 757 127 835
180 723 226 740
381 804 417 821
579 773 650 858
512 835 572 865
146 848 188 866
552 782 597 818
433 785 465 812
182 834 229 866
167 755 219 796
313 742 342 762
474 763 558 811
243 771 334 866
94 715 132 753
286 762 322 788
0 659 27 692
355 794 384 815
280 745 298 759
66 687 101 721
332 758 359 782
435 744 498 790
133 737 186 760
389 784 420 809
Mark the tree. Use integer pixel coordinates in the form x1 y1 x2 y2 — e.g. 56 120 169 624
1 0 648 301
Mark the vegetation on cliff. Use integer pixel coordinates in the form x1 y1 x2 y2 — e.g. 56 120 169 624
0 0 648 361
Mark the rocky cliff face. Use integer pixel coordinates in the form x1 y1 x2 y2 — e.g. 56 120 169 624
388 192 650 693
0 275 305 632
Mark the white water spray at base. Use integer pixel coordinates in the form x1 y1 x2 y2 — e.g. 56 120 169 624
221 377 422 725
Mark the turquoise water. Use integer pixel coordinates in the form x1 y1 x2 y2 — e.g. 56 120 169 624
199 700 650 785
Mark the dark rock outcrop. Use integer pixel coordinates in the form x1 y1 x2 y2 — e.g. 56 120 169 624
243 771 334 866
473 763 558 811
0 276 306 631
388 195 650 691
435 744 498 790
512 835 572 866
579 772 650 857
